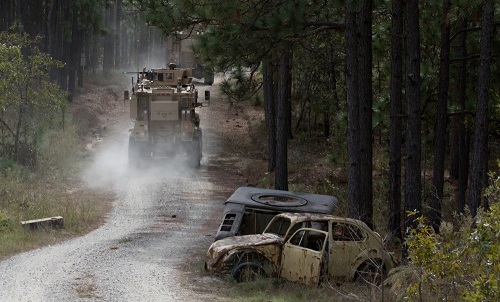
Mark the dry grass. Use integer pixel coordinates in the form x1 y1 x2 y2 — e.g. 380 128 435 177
0 166 114 260
221 277 398 302
0 81 120 260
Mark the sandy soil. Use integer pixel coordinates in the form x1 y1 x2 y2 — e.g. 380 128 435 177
0 75 252 301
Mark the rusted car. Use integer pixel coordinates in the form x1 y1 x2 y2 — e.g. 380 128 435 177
205 212 398 286
214 187 338 241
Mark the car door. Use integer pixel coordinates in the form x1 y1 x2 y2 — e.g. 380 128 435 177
328 221 368 279
279 228 328 286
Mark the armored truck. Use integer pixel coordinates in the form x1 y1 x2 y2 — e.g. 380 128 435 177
124 64 210 168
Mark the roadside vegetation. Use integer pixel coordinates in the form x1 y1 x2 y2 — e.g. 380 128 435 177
0 32 113 260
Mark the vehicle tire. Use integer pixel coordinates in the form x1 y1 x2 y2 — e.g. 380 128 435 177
232 262 266 283
356 260 383 285
192 130 202 168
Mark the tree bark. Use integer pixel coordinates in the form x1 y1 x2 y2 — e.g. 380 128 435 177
0 0 12 30
430 0 451 232
263 60 276 172
68 2 79 102
388 0 403 241
103 2 115 72
345 2 361 221
58 0 71 91
358 0 374 229
467 0 494 217
47 0 58 80
115 0 122 69
275 51 290 191
403 0 422 258
455 18 469 213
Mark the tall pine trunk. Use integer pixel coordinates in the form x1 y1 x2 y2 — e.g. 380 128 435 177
388 0 403 241
403 0 422 258
68 2 79 102
345 2 361 220
103 2 115 72
358 0 373 229
263 60 276 172
467 0 494 217
454 18 469 213
0 0 13 30
275 51 290 191
115 0 122 69
430 0 451 232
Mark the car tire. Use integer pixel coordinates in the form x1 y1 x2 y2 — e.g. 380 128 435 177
356 260 383 285
231 262 266 283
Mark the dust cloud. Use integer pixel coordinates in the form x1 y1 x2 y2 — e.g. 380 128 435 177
81 137 201 190
81 138 129 188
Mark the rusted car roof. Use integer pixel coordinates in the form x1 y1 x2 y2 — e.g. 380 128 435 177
224 187 338 213
274 212 374 227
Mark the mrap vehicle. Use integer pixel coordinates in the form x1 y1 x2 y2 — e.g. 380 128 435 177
124 63 210 168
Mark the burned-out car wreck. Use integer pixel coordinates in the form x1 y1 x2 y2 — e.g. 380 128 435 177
205 212 398 286
214 187 338 241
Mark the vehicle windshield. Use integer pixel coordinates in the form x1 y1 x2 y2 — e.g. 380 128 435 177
263 217 292 237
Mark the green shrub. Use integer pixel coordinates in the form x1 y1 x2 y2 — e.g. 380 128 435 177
390 177 500 301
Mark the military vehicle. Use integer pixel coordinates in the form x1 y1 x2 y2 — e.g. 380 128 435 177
166 33 214 85
124 63 210 168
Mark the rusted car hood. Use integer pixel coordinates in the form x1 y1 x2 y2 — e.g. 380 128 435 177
206 234 281 267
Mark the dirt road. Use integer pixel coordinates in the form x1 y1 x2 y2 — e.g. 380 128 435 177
0 80 242 301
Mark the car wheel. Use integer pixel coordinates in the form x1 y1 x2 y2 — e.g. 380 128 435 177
231 262 266 283
356 260 383 285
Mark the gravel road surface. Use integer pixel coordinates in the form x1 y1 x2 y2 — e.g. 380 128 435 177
0 81 236 302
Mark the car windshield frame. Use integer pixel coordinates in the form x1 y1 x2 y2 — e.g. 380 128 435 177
263 216 292 238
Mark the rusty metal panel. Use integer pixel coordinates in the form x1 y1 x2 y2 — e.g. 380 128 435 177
206 234 281 274
225 187 338 214
279 229 327 286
